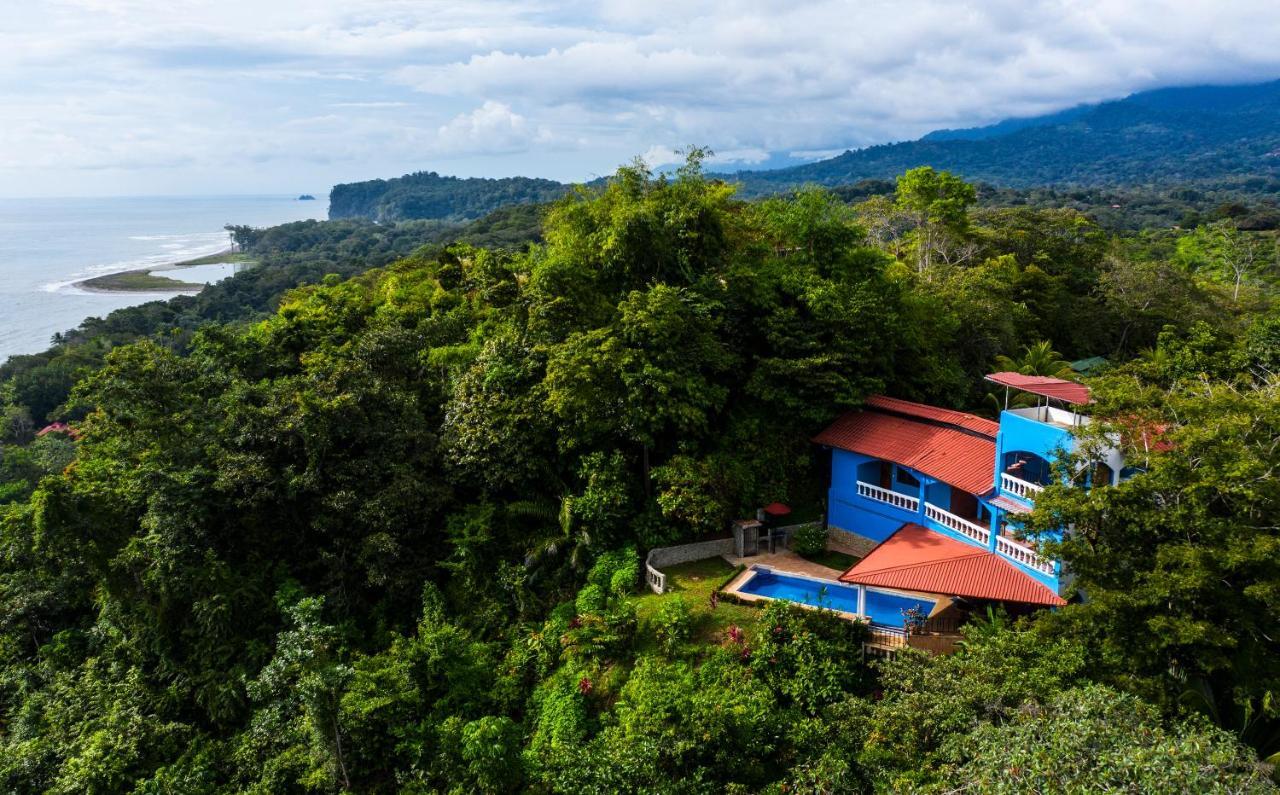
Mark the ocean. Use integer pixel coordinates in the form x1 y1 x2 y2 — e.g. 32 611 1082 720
0 195 327 362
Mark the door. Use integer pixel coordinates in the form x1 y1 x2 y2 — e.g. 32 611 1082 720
950 487 979 523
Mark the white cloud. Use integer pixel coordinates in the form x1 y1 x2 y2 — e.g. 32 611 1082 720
2 0 1280 195
640 145 682 168
435 100 553 155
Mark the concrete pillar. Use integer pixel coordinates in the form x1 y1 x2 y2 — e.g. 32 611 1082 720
857 584 867 617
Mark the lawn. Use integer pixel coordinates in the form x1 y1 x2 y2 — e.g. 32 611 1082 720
631 557 761 652
797 549 859 571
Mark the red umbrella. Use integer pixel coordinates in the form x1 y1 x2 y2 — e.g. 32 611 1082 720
762 502 791 517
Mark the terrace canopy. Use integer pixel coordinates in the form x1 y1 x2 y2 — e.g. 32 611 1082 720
985 372 1091 405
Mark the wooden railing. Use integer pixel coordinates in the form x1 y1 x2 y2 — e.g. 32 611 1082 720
924 502 990 546
864 622 964 657
1001 472 1044 501
996 534 1056 575
857 481 920 512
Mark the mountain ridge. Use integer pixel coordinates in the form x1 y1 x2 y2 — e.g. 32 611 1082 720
724 79 1280 195
329 78 1280 221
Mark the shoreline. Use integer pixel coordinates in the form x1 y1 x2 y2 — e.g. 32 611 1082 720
74 249 256 293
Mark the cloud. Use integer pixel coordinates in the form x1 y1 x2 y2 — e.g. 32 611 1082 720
435 101 553 155
330 101 411 108
3 0 1280 195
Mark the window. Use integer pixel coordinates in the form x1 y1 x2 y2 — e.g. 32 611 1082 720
1118 466 1144 482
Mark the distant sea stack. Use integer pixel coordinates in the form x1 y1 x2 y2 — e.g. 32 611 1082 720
297 194 316 201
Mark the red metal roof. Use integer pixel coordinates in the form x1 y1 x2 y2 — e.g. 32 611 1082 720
989 495 1032 514
864 395 1000 436
36 422 80 440
1114 415 1175 453
813 398 996 495
839 523 1065 607
985 372 1091 405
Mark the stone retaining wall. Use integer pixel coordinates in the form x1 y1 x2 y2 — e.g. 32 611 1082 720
827 526 879 558
644 538 737 594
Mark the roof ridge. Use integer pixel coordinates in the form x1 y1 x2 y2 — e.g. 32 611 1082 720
864 395 999 439
847 549 990 578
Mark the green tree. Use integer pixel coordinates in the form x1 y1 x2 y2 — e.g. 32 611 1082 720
1176 220 1276 301
238 592 352 792
933 684 1276 793
894 166 978 275
1028 376 1280 726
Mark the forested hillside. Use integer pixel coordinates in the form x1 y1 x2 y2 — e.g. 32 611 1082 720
1 156 1278 791
329 171 567 222
728 80 1280 194
0 204 541 425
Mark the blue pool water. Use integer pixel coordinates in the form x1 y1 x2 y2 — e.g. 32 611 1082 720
739 568 936 627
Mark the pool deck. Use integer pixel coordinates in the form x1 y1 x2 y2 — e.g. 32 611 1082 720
723 549 845 581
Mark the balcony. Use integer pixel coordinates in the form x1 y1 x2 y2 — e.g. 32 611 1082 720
995 534 1055 575
855 480 1058 581
1000 472 1044 502
856 480 920 513
924 502 990 546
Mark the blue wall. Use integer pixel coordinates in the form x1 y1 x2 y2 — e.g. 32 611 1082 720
827 446 1062 592
829 450 914 543
994 411 1074 492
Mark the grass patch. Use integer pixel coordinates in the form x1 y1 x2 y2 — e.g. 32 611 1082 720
173 250 256 267
80 271 203 292
632 557 759 653
798 549 859 571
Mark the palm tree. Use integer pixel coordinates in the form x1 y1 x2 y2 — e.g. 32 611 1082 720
509 495 592 577
988 341 1077 413
993 341 1074 379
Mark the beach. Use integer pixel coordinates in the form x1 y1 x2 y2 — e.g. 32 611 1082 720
0 195 324 361
73 249 255 293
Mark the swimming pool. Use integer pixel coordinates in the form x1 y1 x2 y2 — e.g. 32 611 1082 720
737 567 936 628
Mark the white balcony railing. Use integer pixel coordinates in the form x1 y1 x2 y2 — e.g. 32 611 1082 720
996 535 1056 576
857 481 920 513
924 502 990 546
1001 472 1045 501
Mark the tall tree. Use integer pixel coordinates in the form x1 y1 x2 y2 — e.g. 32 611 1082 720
894 166 978 275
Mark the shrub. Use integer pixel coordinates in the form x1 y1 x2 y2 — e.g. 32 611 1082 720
587 546 640 598
654 596 693 656
563 601 637 662
751 600 871 713
790 524 827 556
576 583 605 615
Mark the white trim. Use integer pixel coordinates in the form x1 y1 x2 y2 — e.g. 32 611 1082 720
924 502 991 546
995 534 1055 575
857 480 920 512
1001 472 1044 500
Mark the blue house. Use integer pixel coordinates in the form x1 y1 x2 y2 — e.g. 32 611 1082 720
814 373 1124 608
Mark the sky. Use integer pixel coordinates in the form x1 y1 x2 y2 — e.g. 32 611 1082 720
3 0 1280 198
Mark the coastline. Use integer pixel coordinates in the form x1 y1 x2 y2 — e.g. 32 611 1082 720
74 249 256 293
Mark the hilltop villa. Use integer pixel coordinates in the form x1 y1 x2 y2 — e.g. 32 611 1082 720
813 372 1126 614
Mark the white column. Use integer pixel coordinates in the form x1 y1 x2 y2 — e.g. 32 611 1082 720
857 584 866 617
